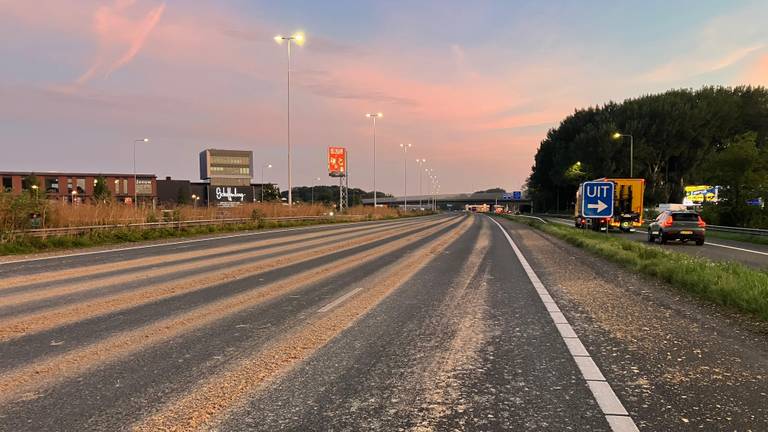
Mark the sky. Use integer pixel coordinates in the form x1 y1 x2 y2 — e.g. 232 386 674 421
1 0 767 196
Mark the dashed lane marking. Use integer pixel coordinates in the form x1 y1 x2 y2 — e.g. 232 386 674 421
489 216 639 432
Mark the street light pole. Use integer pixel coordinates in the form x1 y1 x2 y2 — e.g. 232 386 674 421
399 144 412 210
612 132 634 177
365 112 383 207
415 159 426 208
133 138 149 206
274 32 305 207
261 163 272 202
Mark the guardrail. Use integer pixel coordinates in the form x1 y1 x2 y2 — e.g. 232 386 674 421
706 225 768 237
8 215 367 239
534 214 768 237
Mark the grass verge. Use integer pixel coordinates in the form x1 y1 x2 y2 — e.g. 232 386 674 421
502 215 768 321
0 214 412 256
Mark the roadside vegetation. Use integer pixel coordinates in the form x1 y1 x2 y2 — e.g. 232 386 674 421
0 190 419 255
504 215 768 321
525 85 768 228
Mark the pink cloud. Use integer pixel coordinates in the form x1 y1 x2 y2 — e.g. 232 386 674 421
77 0 166 85
743 54 768 86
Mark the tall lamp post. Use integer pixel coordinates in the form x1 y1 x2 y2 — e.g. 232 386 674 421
274 32 306 207
612 132 634 177
365 112 383 207
133 138 149 205
399 143 412 210
261 163 272 202
415 158 426 208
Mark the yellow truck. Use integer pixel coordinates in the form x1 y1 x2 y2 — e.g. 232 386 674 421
575 178 645 232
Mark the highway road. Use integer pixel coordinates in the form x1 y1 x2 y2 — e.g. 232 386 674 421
0 213 766 431
540 216 768 269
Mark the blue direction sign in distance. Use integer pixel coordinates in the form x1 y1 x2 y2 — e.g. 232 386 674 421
512 191 522 200
581 181 614 218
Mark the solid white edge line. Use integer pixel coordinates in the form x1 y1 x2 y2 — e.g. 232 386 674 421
0 216 432 266
488 216 639 432
705 241 768 256
317 288 363 313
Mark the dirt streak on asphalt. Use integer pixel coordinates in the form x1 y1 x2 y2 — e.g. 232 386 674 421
0 216 464 406
408 223 491 432
0 218 421 289
0 219 450 341
0 219 429 308
132 217 473 432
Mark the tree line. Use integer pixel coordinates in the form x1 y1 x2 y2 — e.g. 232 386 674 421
526 86 768 227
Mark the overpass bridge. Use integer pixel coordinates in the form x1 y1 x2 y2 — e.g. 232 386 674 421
362 192 532 211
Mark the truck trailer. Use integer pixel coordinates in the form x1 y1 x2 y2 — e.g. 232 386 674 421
575 178 645 232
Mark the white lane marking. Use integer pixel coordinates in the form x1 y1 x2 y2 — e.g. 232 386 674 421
317 288 363 313
0 217 431 266
705 241 768 256
587 381 629 416
488 216 639 432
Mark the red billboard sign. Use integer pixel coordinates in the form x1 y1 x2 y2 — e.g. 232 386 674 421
328 147 347 177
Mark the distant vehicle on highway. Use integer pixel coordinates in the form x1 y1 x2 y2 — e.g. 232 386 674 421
647 211 706 245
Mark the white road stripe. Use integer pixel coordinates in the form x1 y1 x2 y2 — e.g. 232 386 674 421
706 241 768 256
488 216 639 432
0 217 429 266
317 288 363 313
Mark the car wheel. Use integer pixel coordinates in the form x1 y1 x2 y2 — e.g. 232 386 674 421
659 232 668 244
647 230 655 242
696 239 705 246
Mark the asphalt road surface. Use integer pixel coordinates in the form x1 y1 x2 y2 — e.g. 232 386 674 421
0 214 766 431
542 216 768 269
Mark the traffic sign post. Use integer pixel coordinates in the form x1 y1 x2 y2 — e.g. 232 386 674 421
581 181 614 218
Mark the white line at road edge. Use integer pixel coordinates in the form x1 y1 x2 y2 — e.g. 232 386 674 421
488 216 639 432
317 288 363 313
0 217 428 266
705 241 768 256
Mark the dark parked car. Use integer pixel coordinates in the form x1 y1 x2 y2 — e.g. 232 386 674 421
647 211 706 245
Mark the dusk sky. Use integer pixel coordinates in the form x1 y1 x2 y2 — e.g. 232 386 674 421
2 0 767 195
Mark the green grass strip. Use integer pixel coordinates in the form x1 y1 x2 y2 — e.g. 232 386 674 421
502 215 768 321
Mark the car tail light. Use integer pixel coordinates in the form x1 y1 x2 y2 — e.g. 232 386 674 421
698 216 706 228
662 218 673 228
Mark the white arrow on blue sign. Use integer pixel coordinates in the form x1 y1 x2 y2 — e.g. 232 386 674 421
581 181 614 218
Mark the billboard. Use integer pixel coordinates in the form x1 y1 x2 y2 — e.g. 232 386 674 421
683 185 720 205
208 184 254 207
328 147 347 177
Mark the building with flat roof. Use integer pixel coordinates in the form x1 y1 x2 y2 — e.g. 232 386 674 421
199 149 255 206
0 171 157 205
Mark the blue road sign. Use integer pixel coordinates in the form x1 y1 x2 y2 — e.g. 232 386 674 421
512 191 522 200
581 181 614 218
501 193 513 200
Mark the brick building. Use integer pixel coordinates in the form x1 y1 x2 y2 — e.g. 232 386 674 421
0 171 157 205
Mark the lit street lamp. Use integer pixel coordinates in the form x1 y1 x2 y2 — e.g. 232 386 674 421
71 190 78 205
31 184 39 202
274 32 305 207
133 138 149 206
191 194 199 208
612 132 634 177
365 112 383 206
261 163 272 202
399 143 412 210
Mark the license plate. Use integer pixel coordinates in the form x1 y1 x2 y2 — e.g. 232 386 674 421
680 230 693 235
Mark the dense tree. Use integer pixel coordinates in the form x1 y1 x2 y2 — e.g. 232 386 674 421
527 86 768 217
